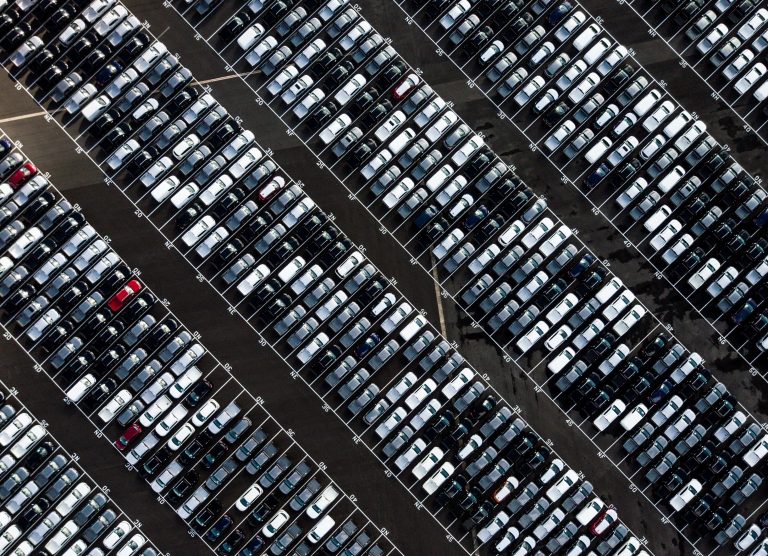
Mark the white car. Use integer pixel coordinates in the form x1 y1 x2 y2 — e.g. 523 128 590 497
10 37 43 68
65 84 98 115
8 227 43 260
106 138 139 171
236 484 264 511
267 65 299 96
10 424 44 458
743 433 768 467
734 62 767 94
169 183 199 209
262 509 290 538
167 423 195 451
594 400 626 431
319 114 352 145
58 19 88 46
181 215 215 247
735 524 762 551
171 134 201 160
150 176 181 203
237 23 266 51
412 447 444 480
66 374 96 403
97 389 132 423
293 88 325 118
140 395 172 427
697 23 728 54
620 404 648 430
196 226 229 259
669 479 702 511
103 520 133 549
545 469 579 502
544 325 571 351
513 76 545 106
650 220 682 251
237 264 271 296
306 485 340 519
116 533 145 556
192 399 220 427
613 305 647 336
439 0 471 29
281 75 314 105
154 405 188 437
422 462 454 494
334 74 367 105
246 36 278 67
516 322 550 353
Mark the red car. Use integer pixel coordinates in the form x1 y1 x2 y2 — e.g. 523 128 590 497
392 73 421 100
115 423 142 451
8 162 37 189
589 508 618 535
107 279 142 312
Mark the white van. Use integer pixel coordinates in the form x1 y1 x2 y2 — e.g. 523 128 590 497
278 256 306 283
657 166 685 193
308 515 336 543
307 485 340 519
584 137 612 164
400 316 427 342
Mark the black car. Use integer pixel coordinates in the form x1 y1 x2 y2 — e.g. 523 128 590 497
181 437 207 466
23 441 56 472
220 12 251 40
217 529 245 555
82 379 117 411
184 380 213 408
202 441 229 470
140 447 172 479
169 471 199 503
146 318 179 350
249 495 278 524
206 514 233 542
193 499 223 532
39 321 74 353
18 499 50 530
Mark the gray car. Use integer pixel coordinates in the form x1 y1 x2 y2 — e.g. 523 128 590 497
235 429 268 462
270 523 303 555
293 487 327 523
44 468 79 501
114 348 148 380
348 384 379 416
50 337 83 369
325 520 358 553
83 509 117 542
0 467 29 500
0 153 23 178
73 493 108 526
282 466 315 500
123 316 157 346
205 458 238 490
246 443 278 475
259 456 292 488
223 254 256 285
33 455 67 488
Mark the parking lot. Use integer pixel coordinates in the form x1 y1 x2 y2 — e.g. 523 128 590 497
0 0 767 555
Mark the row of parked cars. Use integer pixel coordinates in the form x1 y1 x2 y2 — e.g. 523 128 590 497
155 0 768 551
0 130 395 556
395 0 768 364
644 0 768 119
0 0 663 553
0 385 165 556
